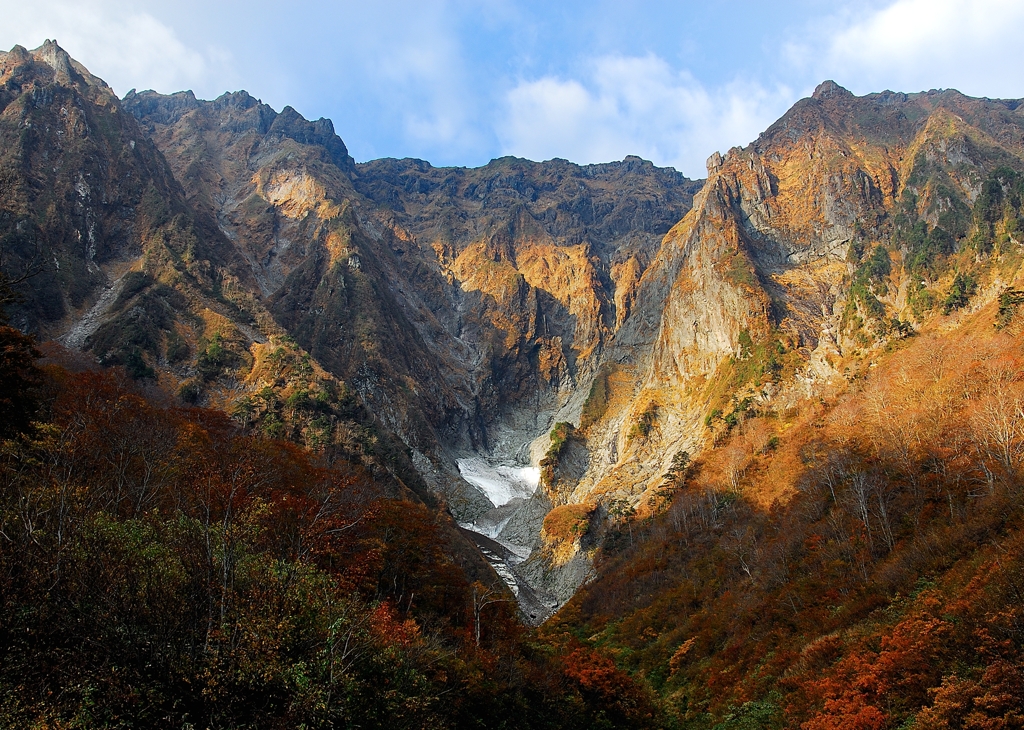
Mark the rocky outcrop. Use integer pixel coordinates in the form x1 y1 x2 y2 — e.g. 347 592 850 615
123 87 491 505
352 155 701 428
0 41 167 331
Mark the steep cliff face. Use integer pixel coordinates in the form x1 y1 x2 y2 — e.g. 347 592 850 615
0 42 235 334
351 156 700 451
0 41 289 400
118 88 702 609
124 91 702 508
569 82 1024 522
0 44 458 508
124 89 496 509
123 89 355 296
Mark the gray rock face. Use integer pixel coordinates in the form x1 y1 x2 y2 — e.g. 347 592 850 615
36 39 76 84
518 535 596 608
0 41 249 341
812 80 853 101
706 151 724 174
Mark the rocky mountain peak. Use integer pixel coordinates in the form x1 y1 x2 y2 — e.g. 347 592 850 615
0 40 114 102
122 89 355 174
812 79 853 101
268 105 354 172
0 44 26 61
122 89 201 126
35 39 76 84
706 150 724 175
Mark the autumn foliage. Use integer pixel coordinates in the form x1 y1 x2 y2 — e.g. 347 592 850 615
543 503 596 543
552 299 1024 728
0 351 655 728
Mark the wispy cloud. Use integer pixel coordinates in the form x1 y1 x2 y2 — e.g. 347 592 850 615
0 0 233 96
796 0 1024 98
5 0 1017 172
499 54 793 178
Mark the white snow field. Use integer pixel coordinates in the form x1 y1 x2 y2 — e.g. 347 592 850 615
456 457 540 508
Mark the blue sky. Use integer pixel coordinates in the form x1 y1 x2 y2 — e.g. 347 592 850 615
4 0 1024 177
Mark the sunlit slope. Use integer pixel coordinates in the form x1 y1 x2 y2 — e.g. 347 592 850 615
553 270 1024 728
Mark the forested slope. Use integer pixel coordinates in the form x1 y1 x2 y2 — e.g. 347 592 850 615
0 332 660 728
552 288 1024 728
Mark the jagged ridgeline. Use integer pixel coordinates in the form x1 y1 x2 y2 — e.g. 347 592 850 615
1 41 707 613
6 36 1024 728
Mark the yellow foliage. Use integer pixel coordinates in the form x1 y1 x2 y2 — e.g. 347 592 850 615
542 503 596 544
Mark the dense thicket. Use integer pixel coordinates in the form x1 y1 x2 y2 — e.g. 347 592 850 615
0 345 657 728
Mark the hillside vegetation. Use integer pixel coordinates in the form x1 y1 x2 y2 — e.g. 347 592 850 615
552 293 1024 728
0 337 660 728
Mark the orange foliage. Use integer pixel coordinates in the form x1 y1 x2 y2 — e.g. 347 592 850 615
916 661 1024 729
561 645 658 726
371 601 421 648
542 502 596 543
2 361 668 727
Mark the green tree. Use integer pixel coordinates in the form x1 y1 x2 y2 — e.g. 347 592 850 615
942 272 976 314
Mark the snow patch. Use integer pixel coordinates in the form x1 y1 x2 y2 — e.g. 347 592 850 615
457 457 539 508
460 515 512 541
479 547 519 596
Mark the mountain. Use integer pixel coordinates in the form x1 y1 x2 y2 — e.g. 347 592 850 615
0 39 508 610
121 86 702 607
446 80 1024 604
1 41 436 481
123 88 699 460
6 39 1024 728
603 79 1024 496
540 82 1024 727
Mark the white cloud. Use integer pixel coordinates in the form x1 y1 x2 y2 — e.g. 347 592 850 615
500 55 793 178
819 0 1024 97
0 0 231 96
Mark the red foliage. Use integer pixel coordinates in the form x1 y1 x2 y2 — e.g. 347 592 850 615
802 693 887 730
564 647 633 696
371 601 421 648
561 645 658 726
